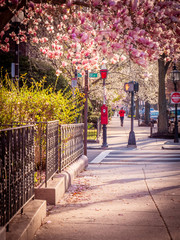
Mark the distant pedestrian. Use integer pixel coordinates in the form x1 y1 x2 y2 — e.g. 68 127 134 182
119 107 126 126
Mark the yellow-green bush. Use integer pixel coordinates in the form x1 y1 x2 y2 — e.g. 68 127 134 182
0 73 85 125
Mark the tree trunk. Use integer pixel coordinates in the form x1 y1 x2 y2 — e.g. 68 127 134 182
158 56 171 134
145 101 150 125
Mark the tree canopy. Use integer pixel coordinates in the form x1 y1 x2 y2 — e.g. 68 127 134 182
0 0 179 72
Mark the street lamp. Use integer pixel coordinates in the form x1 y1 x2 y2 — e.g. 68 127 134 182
170 63 180 143
11 11 24 83
100 63 108 148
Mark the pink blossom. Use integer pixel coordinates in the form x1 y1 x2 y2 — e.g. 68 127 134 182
28 28 33 35
82 59 88 65
93 0 100 7
32 37 39 44
58 51 63 56
20 36 27 42
111 58 117 64
80 34 88 43
77 65 82 70
4 23 10 31
56 69 62 76
62 61 67 67
81 16 85 24
51 43 56 49
0 31 5 38
72 59 77 64
4 37 9 43
120 55 126 61
71 33 76 39
75 53 81 59
62 35 68 41
131 48 141 58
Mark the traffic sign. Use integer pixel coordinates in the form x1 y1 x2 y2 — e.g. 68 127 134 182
71 78 77 88
78 73 82 77
89 73 98 78
171 92 180 104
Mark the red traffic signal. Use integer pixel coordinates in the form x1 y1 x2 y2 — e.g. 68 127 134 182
124 82 134 92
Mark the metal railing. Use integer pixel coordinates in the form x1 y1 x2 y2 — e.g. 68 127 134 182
12 121 59 187
60 123 84 171
0 125 35 228
46 121 59 187
0 122 84 228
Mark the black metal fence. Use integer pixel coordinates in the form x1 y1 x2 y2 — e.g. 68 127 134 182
45 121 59 187
12 121 59 187
0 121 84 228
0 125 35 228
60 123 84 171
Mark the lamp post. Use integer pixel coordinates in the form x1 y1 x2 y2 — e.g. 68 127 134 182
84 70 88 155
170 63 180 143
124 81 138 147
11 11 24 84
100 64 108 148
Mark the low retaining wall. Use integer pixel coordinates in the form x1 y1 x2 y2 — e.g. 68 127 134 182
35 155 88 205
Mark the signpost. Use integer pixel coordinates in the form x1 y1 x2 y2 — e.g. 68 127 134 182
171 92 180 104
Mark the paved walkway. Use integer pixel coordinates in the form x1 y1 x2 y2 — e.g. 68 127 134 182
34 116 180 240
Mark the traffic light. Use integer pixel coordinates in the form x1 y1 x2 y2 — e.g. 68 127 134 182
124 81 139 92
124 82 134 92
134 82 139 93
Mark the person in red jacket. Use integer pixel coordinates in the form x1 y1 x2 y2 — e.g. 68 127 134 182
119 107 126 126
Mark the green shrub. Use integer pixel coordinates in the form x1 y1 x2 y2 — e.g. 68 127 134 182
0 74 85 125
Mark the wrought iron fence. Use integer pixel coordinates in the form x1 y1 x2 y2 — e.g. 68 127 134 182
60 123 84 171
12 121 59 187
46 121 59 187
0 122 84 228
0 125 35 228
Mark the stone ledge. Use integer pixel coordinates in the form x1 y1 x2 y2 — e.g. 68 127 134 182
35 155 88 205
6 199 46 240
0 227 6 240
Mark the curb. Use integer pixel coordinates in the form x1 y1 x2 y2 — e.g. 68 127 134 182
5 200 46 240
35 155 88 205
162 146 180 150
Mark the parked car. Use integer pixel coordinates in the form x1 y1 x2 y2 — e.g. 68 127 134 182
140 108 155 120
168 108 180 123
150 110 159 123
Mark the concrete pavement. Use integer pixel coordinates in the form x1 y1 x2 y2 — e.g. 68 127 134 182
33 116 180 240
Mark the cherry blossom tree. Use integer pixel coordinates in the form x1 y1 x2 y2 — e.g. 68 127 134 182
0 0 179 134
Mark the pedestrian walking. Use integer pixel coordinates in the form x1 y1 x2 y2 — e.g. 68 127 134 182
119 107 126 126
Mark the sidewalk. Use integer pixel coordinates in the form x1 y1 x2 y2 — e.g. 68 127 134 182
33 117 180 240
